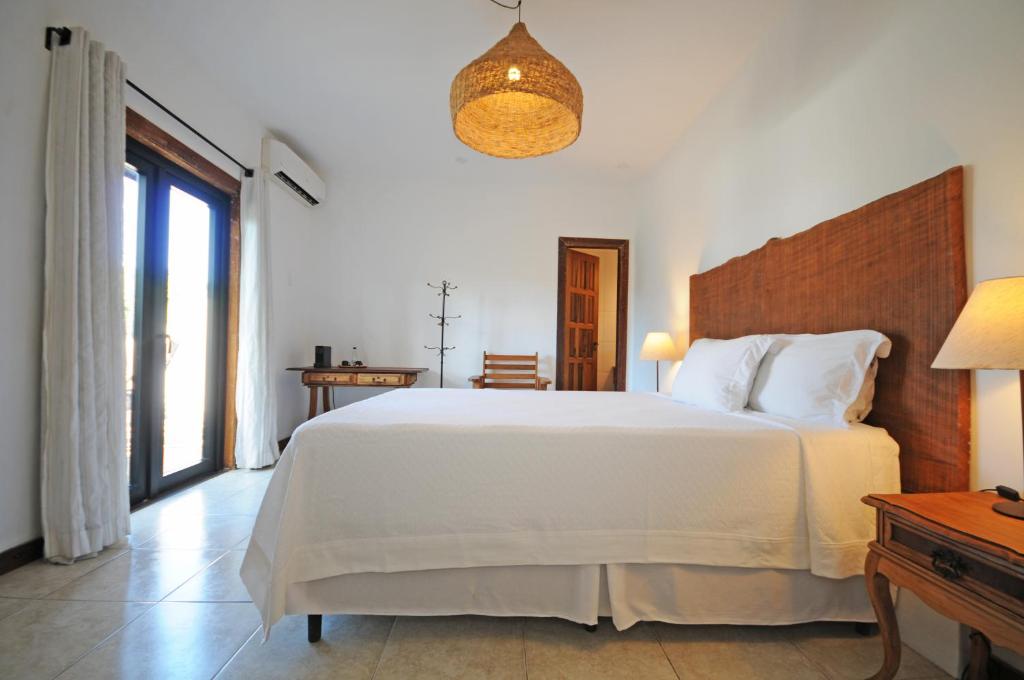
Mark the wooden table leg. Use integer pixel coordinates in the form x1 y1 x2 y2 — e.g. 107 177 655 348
865 550 902 680
321 385 331 413
307 386 317 420
967 630 991 680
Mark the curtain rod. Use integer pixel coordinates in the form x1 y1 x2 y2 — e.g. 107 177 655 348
45 26 254 178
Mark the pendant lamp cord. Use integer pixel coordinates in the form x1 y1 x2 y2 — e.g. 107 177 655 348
487 0 522 22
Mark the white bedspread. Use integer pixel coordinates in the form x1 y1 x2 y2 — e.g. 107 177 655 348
242 389 899 632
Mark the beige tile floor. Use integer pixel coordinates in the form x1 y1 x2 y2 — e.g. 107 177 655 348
0 469 953 680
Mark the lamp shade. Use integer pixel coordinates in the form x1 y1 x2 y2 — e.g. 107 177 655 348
639 332 678 361
450 22 583 159
932 276 1024 369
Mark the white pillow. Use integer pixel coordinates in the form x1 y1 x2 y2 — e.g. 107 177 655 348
846 358 880 422
747 330 891 424
671 335 773 412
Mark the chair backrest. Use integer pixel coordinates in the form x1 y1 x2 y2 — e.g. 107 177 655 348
480 352 540 389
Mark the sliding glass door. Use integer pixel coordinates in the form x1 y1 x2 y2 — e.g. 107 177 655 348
124 140 230 504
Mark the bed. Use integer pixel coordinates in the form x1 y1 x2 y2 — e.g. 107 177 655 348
242 167 969 639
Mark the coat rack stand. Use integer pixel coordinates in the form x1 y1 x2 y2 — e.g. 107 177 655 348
424 280 460 387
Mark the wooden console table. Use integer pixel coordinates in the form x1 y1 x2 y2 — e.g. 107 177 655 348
863 492 1024 680
288 366 428 420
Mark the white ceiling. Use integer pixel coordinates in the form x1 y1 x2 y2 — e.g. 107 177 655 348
115 0 790 182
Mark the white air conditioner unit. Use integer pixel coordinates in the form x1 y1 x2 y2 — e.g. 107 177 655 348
261 137 325 206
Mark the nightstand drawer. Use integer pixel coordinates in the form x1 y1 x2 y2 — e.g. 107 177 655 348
885 516 1024 617
303 372 355 385
357 373 404 386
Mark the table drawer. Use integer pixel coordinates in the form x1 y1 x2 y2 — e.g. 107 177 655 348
884 516 1024 616
304 372 355 385
357 373 404 386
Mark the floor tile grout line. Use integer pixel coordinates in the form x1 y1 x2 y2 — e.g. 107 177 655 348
0 597 34 623
32 597 163 604
32 549 133 600
159 550 235 603
43 548 229 603
210 623 262 679
128 547 240 552
0 545 130 600
651 623 683 680
133 513 258 522
49 600 158 680
163 598 254 604
0 593 42 600
369 615 399 680
789 636 839 679
133 518 254 551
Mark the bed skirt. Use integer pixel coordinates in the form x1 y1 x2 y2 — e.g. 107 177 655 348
281 563 874 632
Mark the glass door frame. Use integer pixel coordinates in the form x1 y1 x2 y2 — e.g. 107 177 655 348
126 138 232 503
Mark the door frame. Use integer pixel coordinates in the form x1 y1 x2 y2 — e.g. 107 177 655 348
127 109 241 471
126 139 233 502
555 237 629 391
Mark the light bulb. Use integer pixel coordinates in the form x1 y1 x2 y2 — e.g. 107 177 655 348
507 66 521 81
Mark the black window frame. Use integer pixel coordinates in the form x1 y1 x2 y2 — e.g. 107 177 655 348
126 138 232 505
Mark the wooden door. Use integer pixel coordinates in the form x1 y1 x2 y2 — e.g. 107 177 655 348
562 250 599 390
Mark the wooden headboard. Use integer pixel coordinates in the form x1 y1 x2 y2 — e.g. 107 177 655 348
690 167 969 492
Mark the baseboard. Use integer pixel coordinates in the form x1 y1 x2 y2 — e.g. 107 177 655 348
0 537 43 576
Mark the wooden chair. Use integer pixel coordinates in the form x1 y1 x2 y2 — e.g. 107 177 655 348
469 352 551 390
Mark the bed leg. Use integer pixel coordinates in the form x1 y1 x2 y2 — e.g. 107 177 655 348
308 614 322 643
582 623 598 633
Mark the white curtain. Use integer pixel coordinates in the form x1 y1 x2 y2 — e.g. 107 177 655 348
41 28 130 562
234 169 279 469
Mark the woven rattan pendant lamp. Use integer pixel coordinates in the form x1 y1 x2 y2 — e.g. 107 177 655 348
450 0 583 159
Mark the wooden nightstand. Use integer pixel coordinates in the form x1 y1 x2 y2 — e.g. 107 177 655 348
863 492 1024 679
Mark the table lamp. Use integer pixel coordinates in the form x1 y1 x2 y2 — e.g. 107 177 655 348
640 331 678 392
932 276 1024 519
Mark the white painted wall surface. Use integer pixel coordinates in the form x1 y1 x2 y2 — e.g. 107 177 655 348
632 1 1024 673
0 0 321 552
311 176 635 407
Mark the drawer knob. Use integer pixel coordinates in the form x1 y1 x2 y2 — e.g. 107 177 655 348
931 548 967 581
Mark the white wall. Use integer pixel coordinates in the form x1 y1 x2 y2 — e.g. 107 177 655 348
310 176 635 407
0 0 321 552
632 1 1024 672
266 184 325 434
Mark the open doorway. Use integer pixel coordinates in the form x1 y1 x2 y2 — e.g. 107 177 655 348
556 237 629 391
